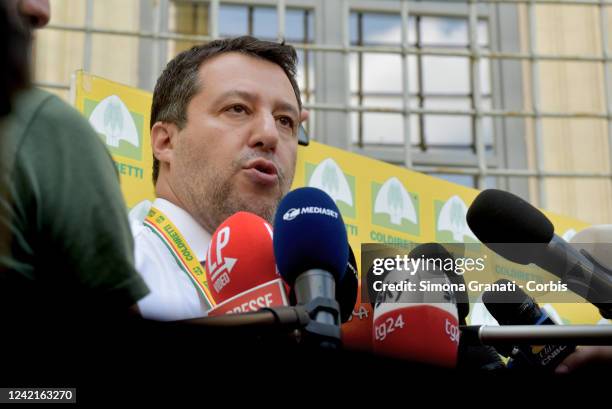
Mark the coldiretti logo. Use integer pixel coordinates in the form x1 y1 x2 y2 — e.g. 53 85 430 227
434 195 478 243
86 95 143 161
306 158 356 219
371 177 419 235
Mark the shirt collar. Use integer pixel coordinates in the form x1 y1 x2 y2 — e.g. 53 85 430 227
152 198 211 262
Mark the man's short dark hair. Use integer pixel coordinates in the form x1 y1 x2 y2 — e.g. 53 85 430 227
150 35 302 184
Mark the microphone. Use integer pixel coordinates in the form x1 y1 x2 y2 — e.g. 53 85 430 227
289 243 359 324
205 212 288 316
482 279 576 370
466 189 612 318
371 243 460 368
414 243 506 372
339 244 359 323
273 187 349 346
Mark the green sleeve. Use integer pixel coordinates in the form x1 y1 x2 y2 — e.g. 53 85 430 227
12 92 149 309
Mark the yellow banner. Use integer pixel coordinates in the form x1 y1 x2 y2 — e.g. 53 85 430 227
72 70 155 208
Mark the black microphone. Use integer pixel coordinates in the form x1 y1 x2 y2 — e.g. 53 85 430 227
483 279 575 371
466 189 612 318
289 243 358 324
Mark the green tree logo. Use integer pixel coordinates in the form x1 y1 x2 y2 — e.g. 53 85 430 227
436 195 477 242
306 158 355 219
322 161 340 195
86 95 143 160
103 97 124 146
371 177 419 234
388 182 404 222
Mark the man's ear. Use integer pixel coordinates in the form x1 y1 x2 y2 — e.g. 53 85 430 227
151 121 178 166
300 109 310 123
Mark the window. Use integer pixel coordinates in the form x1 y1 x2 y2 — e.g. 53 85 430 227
349 9 497 188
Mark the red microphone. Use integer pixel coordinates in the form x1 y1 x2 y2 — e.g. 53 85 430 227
205 212 289 316
371 246 460 368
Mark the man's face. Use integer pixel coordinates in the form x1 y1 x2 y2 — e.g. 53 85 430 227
168 52 302 231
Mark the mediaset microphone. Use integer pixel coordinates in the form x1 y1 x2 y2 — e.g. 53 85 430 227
273 187 349 347
466 189 612 318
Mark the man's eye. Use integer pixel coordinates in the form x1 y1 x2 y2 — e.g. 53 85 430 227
228 105 247 114
278 116 294 128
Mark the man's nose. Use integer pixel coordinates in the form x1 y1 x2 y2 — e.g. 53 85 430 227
248 112 280 151
19 0 51 28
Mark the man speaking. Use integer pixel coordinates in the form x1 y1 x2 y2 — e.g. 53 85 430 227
130 36 309 320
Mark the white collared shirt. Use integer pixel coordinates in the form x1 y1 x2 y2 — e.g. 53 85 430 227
129 198 212 321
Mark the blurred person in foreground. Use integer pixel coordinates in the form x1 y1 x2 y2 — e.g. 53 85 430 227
0 0 149 352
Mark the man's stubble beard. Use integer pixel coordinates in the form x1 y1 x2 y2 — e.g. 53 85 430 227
180 153 290 233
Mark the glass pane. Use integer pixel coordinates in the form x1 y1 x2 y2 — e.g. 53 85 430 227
296 50 315 97
363 113 404 144
478 20 489 47
421 17 468 46
306 51 315 97
408 55 419 94
286 9 305 42
170 2 208 35
424 98 471 146
409 98 420 146
219 4 247 37
362 96 403 144
350 96 359 144
363 53 402 92
423 56 470 94
168 2 208 55
351 98 420 145
350 13 358 45
485 176 497 189
408 16 417 45
482 97 494 147
363 13 401 45
349 53 359 92
285 9 313 42
350 12 413 45
308 10 314 42
480 58 491 95
253 7 277 40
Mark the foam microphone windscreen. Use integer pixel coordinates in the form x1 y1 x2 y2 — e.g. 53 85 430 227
205 211 279 304
466 189 554 244
273 187 348 286
466 189 555 265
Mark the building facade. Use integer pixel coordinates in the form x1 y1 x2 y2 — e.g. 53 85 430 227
33 0 612 224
